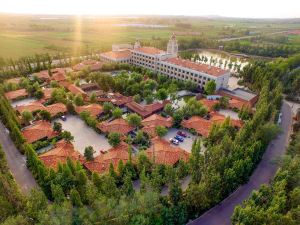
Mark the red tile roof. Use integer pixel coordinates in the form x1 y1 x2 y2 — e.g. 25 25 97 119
51 70 66 82
97 118 134 135
67 84 86 96
164 57 229 77
200 99 219 112
182 116 212 137
34 70 50 81
5 89 28 100
46 103 67 117
182 113 243 137
229 99 250 111
108 93 133 106
75 104 103 118
73 60 103 72
22 120 58 143
58 80 72 89
39 140 84 169
125 101 169 118
84 142 130 174
134 47 165 55
42 88 54 100
141 114 173 137
146 137 189 165
101 50 132 59
15 101 46 114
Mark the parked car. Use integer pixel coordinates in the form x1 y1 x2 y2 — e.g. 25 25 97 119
61 115 67 121
174 135 184 142
177 131 187 137
169 138 179 145
100 150 107 154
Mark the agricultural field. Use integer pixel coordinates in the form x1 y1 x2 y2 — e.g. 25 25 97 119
0 13 300 59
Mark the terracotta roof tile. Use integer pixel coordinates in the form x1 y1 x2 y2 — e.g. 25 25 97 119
97 118 134 135
146 137 189 165
22 120 58 143
134 47 165 55
200 99 219 112
181 116 212 137
42 88 54 100
34 70 50 81
164 57 229 77
101 50 132 59
67 84 86 96
5 89 28 100
15 101 46 114
46 103 67 117
75 104 103 118
141 114 173 137
84 142 130 174
73 60 103 72
125 101 169 118
39 140 84 169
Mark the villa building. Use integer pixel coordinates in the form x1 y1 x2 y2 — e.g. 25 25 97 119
39 140 84 169
97 118 134 135
141 114 173 137
84 142 130 174
5 89 28 101
22 120 58 143
100 34 230 90
75 104 103 118
146 137 189 165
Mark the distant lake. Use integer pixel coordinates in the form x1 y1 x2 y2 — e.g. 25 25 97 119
113 23 169 28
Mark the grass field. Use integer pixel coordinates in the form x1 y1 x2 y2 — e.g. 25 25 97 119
0 14 299 59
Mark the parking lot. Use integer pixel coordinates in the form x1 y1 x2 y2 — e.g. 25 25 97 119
163 128 198 152
54 115 111 156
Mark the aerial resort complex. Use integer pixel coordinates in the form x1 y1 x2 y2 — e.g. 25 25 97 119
0 7 299 225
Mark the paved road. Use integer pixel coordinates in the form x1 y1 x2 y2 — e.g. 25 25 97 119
0 122 37 194
188 100 292 225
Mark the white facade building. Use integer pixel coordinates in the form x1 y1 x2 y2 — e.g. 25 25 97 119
100 35 230 90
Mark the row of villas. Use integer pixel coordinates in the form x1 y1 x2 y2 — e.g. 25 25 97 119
100 34 230 90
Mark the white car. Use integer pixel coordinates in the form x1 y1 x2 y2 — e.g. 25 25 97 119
169 138 179 145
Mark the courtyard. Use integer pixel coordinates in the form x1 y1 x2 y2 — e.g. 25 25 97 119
53 115 111 156
163 128 198 152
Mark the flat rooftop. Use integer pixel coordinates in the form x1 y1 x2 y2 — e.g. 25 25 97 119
220 88 257 101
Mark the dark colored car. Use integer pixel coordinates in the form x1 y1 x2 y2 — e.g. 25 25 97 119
61 115 67 121
177 131 187 137
174 135 184 142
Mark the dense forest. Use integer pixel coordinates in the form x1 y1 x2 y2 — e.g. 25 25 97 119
231 131 300 225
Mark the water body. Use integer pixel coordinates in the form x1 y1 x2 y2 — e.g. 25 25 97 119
196 49 249 71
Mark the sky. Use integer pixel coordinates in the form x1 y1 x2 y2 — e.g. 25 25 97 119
1 0 300 18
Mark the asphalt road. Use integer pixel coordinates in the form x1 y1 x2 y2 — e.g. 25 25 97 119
0 122 37 194
188 100 292 225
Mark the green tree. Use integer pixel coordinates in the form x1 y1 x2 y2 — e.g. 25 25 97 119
51 183 65 203
21 110 33 124
61 131 74 142
112 107 123 118
189 139 202 183
26 189 47 221
90 92 97 103
164 103 174 116
74 94 84 106
39 110 51 121
53 121 62 133
84 146 94 161
156 88 168 100
70 189 83 207
126 113 141 127
155 126 168 137
204 80 216 95
103 102 113 114
34 89 44 99
133 94 141 103
108 132 121 147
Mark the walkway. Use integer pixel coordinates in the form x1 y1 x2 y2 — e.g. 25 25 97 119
0 122 37 194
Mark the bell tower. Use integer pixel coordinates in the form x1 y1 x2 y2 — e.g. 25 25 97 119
167 33 178 56
134 39 141 49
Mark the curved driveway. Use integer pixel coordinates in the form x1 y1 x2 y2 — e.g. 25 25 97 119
0 122 37 194
188 101 292 225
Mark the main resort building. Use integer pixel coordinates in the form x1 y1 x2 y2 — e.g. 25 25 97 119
100 34 230 90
